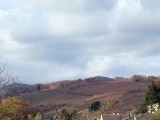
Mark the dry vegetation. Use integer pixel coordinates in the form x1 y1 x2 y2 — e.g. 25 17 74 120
20 79 149 119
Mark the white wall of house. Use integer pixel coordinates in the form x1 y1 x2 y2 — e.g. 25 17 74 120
100 115 103 120
148 103 159 114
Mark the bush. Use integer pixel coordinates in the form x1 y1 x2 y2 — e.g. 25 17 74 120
0 97 36 120
138 81 160 113
90 101 101 111
138 100 148 113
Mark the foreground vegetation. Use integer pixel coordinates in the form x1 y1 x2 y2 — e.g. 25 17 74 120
138 81 160 113
0 97 43 120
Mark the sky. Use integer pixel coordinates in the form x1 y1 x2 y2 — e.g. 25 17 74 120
0 0 160 84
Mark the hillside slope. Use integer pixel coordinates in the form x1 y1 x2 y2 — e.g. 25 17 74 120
21 80 148 116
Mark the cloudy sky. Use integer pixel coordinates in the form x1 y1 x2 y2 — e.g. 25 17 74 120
0 0 160 84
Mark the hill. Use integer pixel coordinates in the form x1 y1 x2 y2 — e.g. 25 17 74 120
19 79 149 119
42 76 113 90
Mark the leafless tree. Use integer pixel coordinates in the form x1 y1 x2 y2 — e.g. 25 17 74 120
100 99 126 114
130 75 147 82
0 63 18 98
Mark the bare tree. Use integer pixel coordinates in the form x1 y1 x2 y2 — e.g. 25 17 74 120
101 99 126 114
0 63 18 98
130 75 147 82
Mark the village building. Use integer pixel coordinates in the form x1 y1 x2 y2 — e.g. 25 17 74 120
147 103 159 114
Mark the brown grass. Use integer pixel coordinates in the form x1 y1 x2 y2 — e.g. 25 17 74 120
21 81 149 119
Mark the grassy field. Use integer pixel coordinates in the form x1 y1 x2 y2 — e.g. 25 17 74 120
20 81 149 119
21 90 55 104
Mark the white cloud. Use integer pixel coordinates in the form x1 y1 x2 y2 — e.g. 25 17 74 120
1 0 160 84
85 56 113 77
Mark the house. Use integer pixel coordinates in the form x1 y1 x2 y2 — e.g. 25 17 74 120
100 113 128 120
100 114 124 120
148 103 159 114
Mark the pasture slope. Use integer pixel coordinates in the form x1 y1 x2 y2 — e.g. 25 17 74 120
21 80 149 119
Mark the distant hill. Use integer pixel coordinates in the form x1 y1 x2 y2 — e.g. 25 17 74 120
94 76 113 80
7 83 35 96
9 83 31 88
2 76 113 97
42 76 113 90
83 76 113 82
20 80 149 120
14 75 159 119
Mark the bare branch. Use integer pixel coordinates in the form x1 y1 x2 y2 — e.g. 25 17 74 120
0 63 19 98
